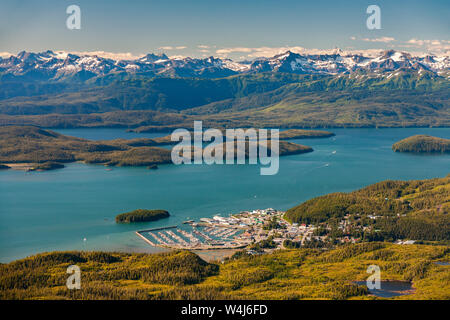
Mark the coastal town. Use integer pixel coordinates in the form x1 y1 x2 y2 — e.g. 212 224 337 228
136 206 420 255
139 203 438 258
136 208 322 253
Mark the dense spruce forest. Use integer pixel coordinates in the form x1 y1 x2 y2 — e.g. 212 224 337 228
1 243 448 300
285 175 450 243
392 135 450 153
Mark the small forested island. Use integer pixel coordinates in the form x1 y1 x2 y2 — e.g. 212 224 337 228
0 164 10 170
28 162 65 171
392 135 450 153
115 209 170 223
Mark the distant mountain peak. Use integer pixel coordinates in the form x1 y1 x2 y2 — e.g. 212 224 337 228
0 49 448 82
273 50 299 59
333 47 344 55
138 53 169 63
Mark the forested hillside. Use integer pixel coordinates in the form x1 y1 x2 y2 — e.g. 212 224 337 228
285 175 450 242
1 244 448 300
0 71 448 128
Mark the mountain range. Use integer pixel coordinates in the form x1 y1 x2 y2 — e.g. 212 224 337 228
1 49 449 82
0 49 448 128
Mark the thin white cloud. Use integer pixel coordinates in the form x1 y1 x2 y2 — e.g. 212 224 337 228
359 36 396 43
408 39 442 46
70 51 144 60
168 55 187 60
349 36 449 54
216 47 254 54
198 45 210 49
158 46 187 50
0 52 13 58
216 46 306 58
403 39 450 54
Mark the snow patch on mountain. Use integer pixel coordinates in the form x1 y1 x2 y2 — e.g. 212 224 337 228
0 49 448 82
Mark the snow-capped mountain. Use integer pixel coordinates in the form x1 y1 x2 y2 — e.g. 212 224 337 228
0 50 248 81
250 50 449 75
0 49 448 82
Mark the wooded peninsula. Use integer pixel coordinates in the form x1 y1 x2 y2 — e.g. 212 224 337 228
0 126 331 170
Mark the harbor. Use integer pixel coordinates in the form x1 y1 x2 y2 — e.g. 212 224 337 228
135 208 318 251
136 223 248 250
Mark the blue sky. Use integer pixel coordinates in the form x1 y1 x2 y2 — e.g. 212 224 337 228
1 0 449 59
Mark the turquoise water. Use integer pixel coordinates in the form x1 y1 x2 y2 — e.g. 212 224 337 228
0 127 449 262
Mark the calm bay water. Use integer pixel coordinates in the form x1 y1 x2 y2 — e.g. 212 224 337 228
0 127 449 262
